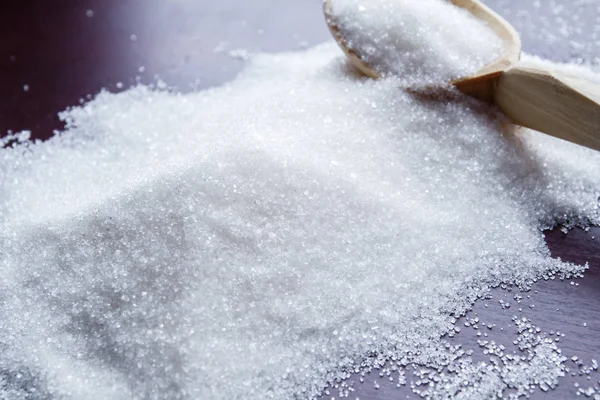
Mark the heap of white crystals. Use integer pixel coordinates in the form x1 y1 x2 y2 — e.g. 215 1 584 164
328 0 503 83
1 36 600 400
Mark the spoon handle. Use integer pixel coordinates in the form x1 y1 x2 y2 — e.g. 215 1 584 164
494 63 600 151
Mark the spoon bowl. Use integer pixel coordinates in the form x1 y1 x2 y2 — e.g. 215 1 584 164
323 0 521 97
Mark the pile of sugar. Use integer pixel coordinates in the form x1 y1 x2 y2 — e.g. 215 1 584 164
328 0 503 83
1 44 600 400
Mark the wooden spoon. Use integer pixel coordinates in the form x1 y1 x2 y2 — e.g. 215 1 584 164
324 0 600 152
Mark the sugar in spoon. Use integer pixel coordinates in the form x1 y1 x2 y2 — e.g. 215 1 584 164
324 0 600 152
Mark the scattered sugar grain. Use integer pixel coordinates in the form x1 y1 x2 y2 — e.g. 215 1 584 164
213 41 228 53
227 48 251 60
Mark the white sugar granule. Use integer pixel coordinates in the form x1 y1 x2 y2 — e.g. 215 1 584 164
328 0 503 83
0 43 599 399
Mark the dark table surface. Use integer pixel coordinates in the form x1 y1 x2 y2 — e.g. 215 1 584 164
1 1 599 399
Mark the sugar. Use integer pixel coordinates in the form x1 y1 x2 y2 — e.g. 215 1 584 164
1 30 600 400
328 0 503 83
227 48 251 60
413 317 568 399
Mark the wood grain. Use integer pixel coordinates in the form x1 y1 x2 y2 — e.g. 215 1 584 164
1 1 598 399
495 65 600 152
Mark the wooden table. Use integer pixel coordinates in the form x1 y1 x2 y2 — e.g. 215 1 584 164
1 1 598 398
